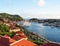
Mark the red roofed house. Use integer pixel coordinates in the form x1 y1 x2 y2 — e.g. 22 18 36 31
16 31 27 38
12 35 22 41
0 30 37 46
0 34 37 46
16 31 24 35
10 39 37 46
13 34 27 41
13 31 27 41
0 37 10 46
3 35 16 44
10 28 21 32
9 38 16 44
0 43 4 46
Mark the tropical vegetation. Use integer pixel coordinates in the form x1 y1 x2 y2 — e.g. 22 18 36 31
0 24 16 37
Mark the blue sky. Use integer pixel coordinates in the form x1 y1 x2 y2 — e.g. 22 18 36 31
0 0 60 19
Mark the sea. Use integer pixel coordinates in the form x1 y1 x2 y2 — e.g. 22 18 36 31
17 21 60 43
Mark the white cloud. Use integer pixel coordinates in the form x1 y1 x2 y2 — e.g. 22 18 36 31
38 0 46 6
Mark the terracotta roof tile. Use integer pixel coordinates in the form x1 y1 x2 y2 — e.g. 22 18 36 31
0 43 4 46
13 35 22 41
11 40 37 46
3 35 16 44
0 37 10 46
9 38 16 44
16 31 24 35
3 35 10 38
13 34 27 41
19 35 27 38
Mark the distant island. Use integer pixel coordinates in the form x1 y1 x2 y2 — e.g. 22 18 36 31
29 18 60 27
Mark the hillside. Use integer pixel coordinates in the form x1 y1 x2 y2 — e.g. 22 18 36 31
0 13 23 21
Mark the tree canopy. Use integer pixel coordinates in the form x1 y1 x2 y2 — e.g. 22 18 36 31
0 24 16 37
0 13 23 21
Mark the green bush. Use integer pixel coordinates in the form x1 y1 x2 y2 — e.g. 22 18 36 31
0 24 16 37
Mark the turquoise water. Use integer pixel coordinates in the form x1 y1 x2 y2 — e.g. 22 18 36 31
18 22 60 43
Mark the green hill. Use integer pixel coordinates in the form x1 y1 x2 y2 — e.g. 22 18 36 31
0 13 23 21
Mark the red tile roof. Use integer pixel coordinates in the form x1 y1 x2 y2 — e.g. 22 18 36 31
16 31 24 35
19 35 27 38
0 37 10 46
11 39 37 46
13 34 27 41
13 35 22 41
3 35 16 44
0 43 4 46
9 38 16 44
3 35 10 38
41 43 60 46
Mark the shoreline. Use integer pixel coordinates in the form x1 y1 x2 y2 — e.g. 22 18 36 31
39 34 60 44
16 22 60 45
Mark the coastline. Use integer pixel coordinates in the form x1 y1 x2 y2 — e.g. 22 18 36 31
16 22 60 45
38 32 60 44
16 23 50 43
